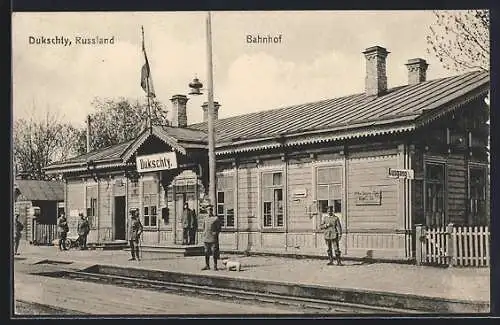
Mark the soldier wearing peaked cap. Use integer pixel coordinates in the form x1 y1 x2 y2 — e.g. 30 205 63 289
319 205 343 266
77 212 90 250
201 204 221 271
128 209 143 261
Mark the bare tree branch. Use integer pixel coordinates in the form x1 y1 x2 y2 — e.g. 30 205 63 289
427 10 489 73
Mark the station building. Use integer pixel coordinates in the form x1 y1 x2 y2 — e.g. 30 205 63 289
44 46 490 261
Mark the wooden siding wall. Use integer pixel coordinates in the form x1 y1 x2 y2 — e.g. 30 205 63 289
14 200 32 241
347 154 406 258
286 161 315 250
422 152 468 226
446 153 468 225
66 179 85 234
411 149 425 225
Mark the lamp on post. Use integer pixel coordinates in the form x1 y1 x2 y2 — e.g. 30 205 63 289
188 11 217 207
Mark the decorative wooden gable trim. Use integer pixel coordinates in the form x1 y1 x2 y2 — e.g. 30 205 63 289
416 84 489 129
215 123 415 156
121 127 188 162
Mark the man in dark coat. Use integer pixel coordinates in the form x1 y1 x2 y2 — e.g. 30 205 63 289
187 203 198 245
201 204 221 270
77 213 90 250
320 206 343 265
57 213 69 251
14 214 24 255
181 202 196 245
128 209 143 261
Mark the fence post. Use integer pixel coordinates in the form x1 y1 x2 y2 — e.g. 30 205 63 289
415 224 424 266
446 223 454 267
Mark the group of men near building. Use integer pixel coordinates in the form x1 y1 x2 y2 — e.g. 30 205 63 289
56 212 90 250
125 201 342 269
14 201 342 268
125 202 222 269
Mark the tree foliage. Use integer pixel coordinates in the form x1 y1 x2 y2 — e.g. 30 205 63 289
427 10 489 72
74 97 169 155
13 111 80 180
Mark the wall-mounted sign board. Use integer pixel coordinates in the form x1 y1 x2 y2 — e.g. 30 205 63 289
388 168 414 180
292 188 307 198
354 190 382 206
136 151 178 173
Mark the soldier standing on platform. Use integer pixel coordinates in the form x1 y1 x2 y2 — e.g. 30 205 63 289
201 204 221 271
320 206 343 266
57 213 69 251
128 209 143 261
14 214 24 255
77 212 90 250
188 204 198 245
181 202 195 245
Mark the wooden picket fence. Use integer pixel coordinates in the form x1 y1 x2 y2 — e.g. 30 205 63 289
33 223 58 246
451 226 490 267
416 224 490 267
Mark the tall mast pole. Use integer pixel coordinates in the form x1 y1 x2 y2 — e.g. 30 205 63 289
206 11 216 206
142 26 152 130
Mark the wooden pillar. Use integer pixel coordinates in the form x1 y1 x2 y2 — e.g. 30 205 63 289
110 176 114 241
283 154 288 251
342 147 348 255
233 160 239 250
96 179 100 243
157 172 161 245
415 224 424 265
311 154 317 248
125 173 129 241
446 223 455 267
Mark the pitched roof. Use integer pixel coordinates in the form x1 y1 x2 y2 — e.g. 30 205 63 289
45 125 208 171
189 70 489 144
45 70 489 172
61 139 135 165
15 179 64 201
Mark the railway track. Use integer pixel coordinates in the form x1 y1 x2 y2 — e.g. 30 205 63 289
34 270 420 314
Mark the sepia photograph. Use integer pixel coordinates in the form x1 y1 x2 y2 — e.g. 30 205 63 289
11 10 490 316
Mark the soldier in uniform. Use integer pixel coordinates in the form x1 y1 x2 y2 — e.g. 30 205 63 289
181 202 196 245
128 209 143 261
57 213 69 251
77 212 90 250
14 214 24 255
201 204 221 271
319 206 343 265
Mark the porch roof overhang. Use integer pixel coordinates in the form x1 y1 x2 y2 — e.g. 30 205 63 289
44 126 208 175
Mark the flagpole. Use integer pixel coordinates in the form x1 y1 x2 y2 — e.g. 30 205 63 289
142 26 152 130
206 11 216 207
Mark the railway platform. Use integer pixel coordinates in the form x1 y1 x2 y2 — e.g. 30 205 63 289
13 240 490 314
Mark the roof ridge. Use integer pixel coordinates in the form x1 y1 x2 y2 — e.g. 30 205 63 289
188 70 487 127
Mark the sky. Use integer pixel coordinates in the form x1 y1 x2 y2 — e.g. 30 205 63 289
12 11 456 128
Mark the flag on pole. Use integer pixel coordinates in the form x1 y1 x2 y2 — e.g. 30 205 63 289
141 26 156 98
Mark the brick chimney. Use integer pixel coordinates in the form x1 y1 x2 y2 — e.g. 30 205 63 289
202 101 220 122
363 46 389 96
170 94 189 127
405 58 428 85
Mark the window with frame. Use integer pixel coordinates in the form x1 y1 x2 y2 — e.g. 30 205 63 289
424 163 445 226
86 186 97 229
143 181 158 227
469 166 487 225
316 166 343 215
262 172 284 228
217 174 235 228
